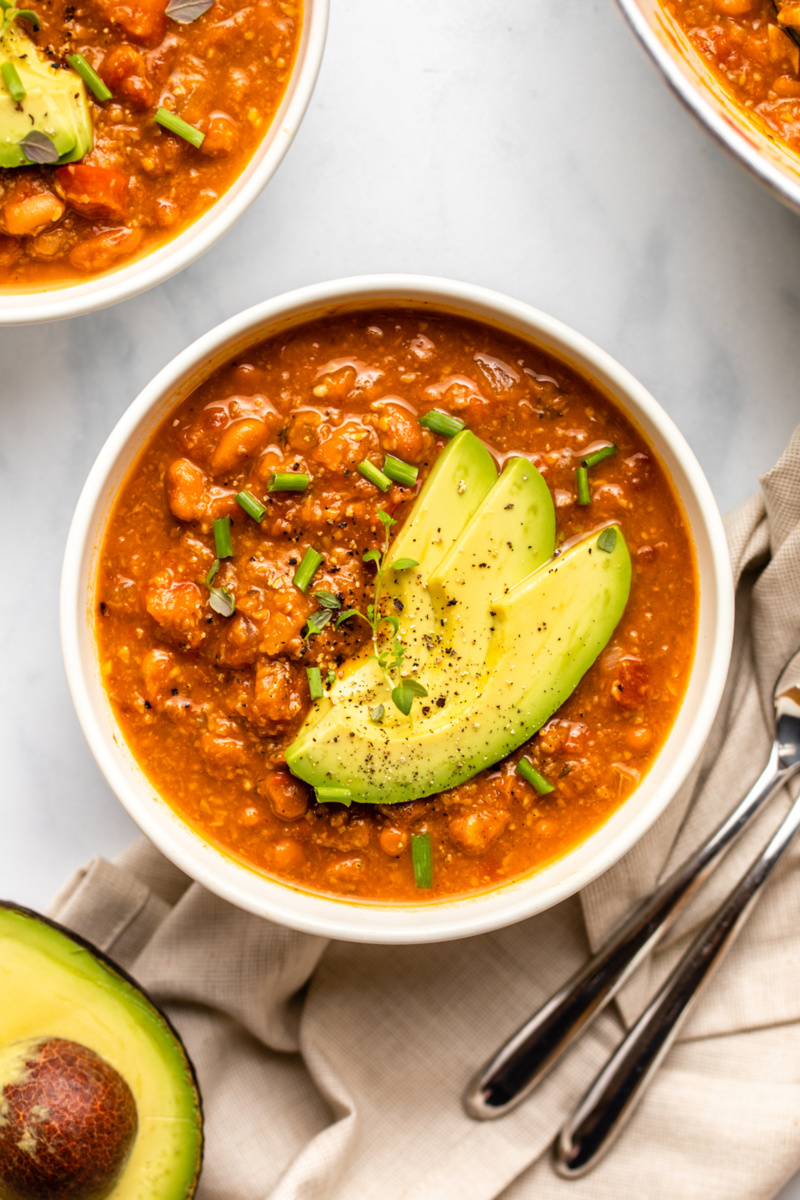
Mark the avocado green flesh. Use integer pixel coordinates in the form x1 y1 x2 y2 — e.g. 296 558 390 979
287 525 630 805
0 25 92 168
330 429 498 708
426 455 557 690
0 904 202 1200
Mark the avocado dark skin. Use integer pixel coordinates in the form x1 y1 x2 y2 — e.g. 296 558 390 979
0 1037 138 1200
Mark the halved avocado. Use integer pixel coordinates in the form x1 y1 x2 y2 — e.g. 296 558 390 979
0 903 202 1200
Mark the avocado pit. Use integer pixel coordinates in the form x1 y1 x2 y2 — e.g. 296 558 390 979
0 1037 138 1200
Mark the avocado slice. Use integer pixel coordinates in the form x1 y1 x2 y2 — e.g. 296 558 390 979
0 24 92 168
330 429 498 710
0 903 203 1199
426 455 557 690
287 518 630 806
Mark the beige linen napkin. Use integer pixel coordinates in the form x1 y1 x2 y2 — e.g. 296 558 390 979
50 427 800 1200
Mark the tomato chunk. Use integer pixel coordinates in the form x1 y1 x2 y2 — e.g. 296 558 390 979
93 0 168 44
55 165 130 222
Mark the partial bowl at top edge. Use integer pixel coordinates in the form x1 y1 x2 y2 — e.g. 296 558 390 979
617 0 800 214
60 274 734 944
0 0 327 325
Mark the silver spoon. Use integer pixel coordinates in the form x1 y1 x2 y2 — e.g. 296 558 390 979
464 651 800 1124
555 675 800 1175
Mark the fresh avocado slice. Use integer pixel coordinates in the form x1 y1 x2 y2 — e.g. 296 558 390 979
286 524 631 805
331 454 556 722
426 455 556 689
0 24 92 168
0 902 203 1199
330 429 498 709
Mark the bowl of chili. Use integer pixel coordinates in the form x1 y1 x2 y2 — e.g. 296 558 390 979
61 275 734 943
0 0 327 323
617 0 800 212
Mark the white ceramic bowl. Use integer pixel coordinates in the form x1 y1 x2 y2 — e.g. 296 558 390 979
0 0 328 326
60 275 734 944
617 0 800 212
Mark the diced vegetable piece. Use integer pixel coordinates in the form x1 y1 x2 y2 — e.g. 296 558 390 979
55 164 129 221
93 0 168 44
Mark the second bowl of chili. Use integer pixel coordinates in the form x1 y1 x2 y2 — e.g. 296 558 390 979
61 275 734 943
0 0 327 322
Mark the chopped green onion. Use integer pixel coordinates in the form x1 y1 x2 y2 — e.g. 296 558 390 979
315 786 352 805
383 454 419 487
155 106 205 148
419 410 465 438
293 547 324 593
411 832 433 888
1 61 25 102
370 704 384 722
597 527 617 554
66 53 112 101
583 444 617 470
267 471 311 493
235 490 266 522
306 666 323 701
357 460 392 492
516 757 555 795
575 465 591 506
213 516 232 559
326 670 337 688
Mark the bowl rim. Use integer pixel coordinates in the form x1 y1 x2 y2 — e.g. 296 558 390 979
615 0 800 213
0 0 329 326
60 273 735 943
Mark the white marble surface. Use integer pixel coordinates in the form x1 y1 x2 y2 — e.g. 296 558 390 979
2 0 800 1191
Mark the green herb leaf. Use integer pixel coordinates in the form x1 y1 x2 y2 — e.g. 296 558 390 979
304 609 332 639
390 557 418 571
391 678 428 716
362 548 381 565
597 527 617 553
18 130 58 164
314 590 341 610
208 586 234 617
377 509 395 528
205 559 219 586
335 608 361 629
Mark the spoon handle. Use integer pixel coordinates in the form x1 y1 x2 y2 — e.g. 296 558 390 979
464 745 787 1120
555 781 800 1177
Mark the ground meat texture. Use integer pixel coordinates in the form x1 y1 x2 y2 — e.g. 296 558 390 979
0 0 301 286
96 308 698 902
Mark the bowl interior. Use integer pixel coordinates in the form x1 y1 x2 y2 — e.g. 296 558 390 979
0 0 328 325
61 277 733 943
618 0 800 211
